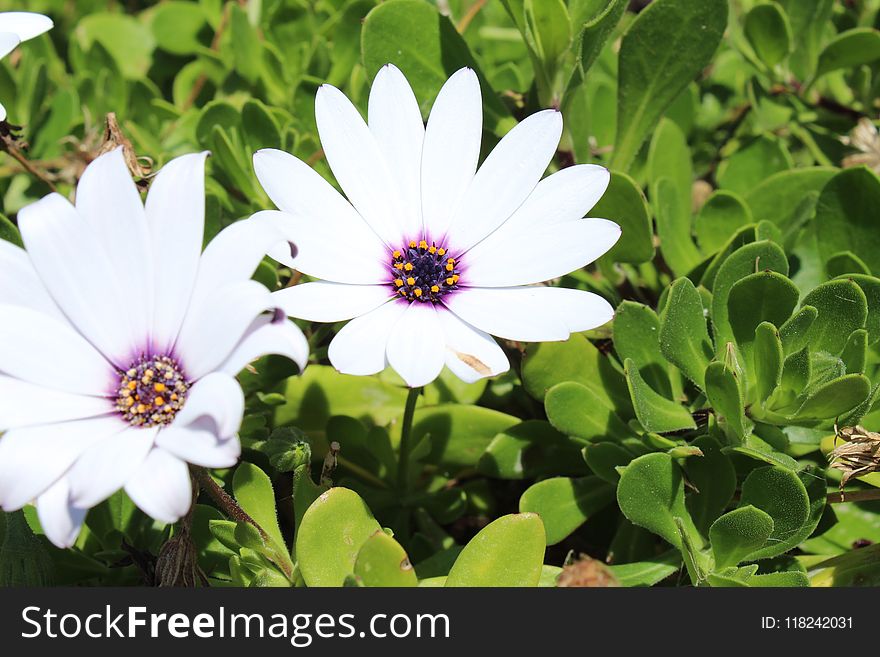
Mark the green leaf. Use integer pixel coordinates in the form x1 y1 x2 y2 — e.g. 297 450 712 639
826 251 871 278
816 168 880 276
410 404 518 469
0 214 22 247
519 476 614 545
614 301 671 396
695 190 753 254
151 1 207 55
754 322 784 402
522 335 632 416
242 99 281 151
744 167 836 234
624 358 697 433
793 374 871 421
801 279 868 355
591 171 654 264
229 3 261 83
842 275 880 345
743 3 792 68
710 241 789 353
361 0 512 134
446 514 546 587
75 13 155 79
717 136 793 198
727 271 799 363
611 0 727 170
295 488 382 587
582 441 637 484
545 381 633 443
841 329 867 375
576 0 628 77
659 278 714 389
616 452 700 549
705 361 746 442
739 467 824 561
779 306 818 356
607 550 681 587
709 506 774 570
684 435 737 534
524 0 571 66
233 463 286 552
813 28 880 81
478 420 588 480
354 531 418 587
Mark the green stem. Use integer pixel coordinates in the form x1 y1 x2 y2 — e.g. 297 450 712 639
396 387 422 493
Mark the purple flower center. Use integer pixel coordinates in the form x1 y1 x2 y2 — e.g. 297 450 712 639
115 355 189 428
389 239 461 303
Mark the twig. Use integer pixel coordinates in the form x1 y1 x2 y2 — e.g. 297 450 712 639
457 0 488 33
182 4 231 111
827 489 880 504
0 128 57 192
191 466 270 543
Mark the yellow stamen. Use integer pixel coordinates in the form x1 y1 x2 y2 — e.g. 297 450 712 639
125 397 135 407
392 250 401 258
446 263 454 271
170 393 179 401
394 263 404 270
154 397 165 407
428 246 436 254
399 288 407 296
452 274 460 283
409 240 417 248
136 404 147 414
431 285 440 293
419 240 428 249
446 277 455 285
447 258 456 265
394 279 404 287
438 248 446 256
127 381 137 390
406 277 415 286
414 288 423 297
404 263 414 271
154 382 166 393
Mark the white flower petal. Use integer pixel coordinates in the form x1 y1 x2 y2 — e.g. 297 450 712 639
446 110 563 252
67 427 157 508
464 218 621 287
156 426 240 469
175 280 274 380
478 164 611 242
0 303 115 395
124 448 193 524
258 209 388 284
444 288 566 342
18 193 142 365
147 152 209 353
386 302 445 387
368 63 424 237
190 213 285 311
421 68 482 241
273 281 392 322
76 147 153 341
445 286 608 342
0 239 64 319
328 301 406 376
218 314 309 375
173 372 243 438
0 375 112 431
253 149 387 255
36 478 85 549
437 310 510 383
0 416 127 511
315 84 406 244
0 32 20 60
0 12 53 41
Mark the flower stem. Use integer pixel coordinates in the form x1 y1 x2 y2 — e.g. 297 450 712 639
396 387 422 493
191 466 269 542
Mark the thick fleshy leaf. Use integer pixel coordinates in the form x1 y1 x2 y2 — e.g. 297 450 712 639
519 476 614 545
354 531 417 587
801 279 867 355
694 190 753 254
295 487 381 587
614 301 671 397
754 322 784 402
743 3 792 68
233 462 286 551
659 278 714 389
624 358 696 434
705 361 746 442
684 436 736 534
590 171 653 264
446 513 545 587
545 381 633 443
710 506 774 570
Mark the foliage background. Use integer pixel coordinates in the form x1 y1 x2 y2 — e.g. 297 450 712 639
1 0 880 587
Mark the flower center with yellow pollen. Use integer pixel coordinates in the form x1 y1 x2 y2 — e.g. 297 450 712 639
390 239 461 303
115 355 189 427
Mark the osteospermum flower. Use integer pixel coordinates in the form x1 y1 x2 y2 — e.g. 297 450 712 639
0 12 53 121
0 148 307 547
253 65 619 387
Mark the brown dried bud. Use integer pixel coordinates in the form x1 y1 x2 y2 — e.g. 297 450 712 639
556 554 619 588
154 527 205 588
829 425 880 493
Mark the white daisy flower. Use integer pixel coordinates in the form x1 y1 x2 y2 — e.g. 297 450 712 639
253 65 619 388
0 147 308 547
0 12 53 121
